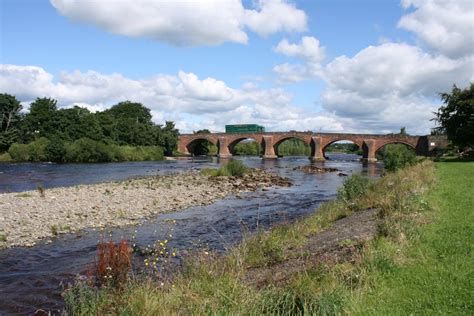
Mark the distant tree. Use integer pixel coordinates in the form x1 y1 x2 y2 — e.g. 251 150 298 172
433 83 474 149
102 101 155 146
194 129 211 134
400 127 407 135
161 121 179 156
21 97 59 141
0 93 23 151
104 101 153 125
57 106 103 141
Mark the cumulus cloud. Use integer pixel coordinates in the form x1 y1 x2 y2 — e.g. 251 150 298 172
398 0 474 58
0 64 345 133
320 42 473 133
273 36 325 82
275 36 325 63
50 0 307 46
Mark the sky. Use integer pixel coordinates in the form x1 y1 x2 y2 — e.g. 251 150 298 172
0 0 473 134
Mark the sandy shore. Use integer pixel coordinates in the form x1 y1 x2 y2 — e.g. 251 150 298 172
0 169 291 248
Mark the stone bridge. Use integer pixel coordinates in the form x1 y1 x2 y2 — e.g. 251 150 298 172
178 132 447 162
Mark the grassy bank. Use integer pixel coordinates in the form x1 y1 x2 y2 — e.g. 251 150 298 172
64 161 473 314
350 162 473 314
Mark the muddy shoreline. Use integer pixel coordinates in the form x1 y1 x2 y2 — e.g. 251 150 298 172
0 169 291 248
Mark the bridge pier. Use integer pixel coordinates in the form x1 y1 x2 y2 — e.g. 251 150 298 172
311 136 325 161
362 139 377 163
262 135 277 159
218 137 232 158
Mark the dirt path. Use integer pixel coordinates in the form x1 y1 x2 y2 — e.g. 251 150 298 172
245 208 379 288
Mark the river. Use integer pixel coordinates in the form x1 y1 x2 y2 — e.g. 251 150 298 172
0 155 382 315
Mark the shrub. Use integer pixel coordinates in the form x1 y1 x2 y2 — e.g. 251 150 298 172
381 144 417 172
65 138 113 162
338 174 372 205
0 152 12 162
201 160 249 177
95 240 132 288
45 138 66 162
8 137 50 161
225 160 249 177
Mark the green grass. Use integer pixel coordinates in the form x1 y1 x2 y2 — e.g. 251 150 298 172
350 162 474 314
201 160 249 177
64 161 473 315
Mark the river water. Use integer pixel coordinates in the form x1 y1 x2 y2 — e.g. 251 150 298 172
0 155 382 315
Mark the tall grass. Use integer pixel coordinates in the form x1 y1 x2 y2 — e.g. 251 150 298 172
201 160 249 177
64 160 455 315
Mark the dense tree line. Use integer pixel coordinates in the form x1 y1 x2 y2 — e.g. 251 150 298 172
0 94 179 162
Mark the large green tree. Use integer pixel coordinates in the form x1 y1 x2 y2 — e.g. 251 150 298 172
102 101 155 146
434 83 474 149
0 93 23 151
21 97 59 141
57 106 104 141
435 83 474 148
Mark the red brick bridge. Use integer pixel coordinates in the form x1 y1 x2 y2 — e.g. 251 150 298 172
178 132 447 162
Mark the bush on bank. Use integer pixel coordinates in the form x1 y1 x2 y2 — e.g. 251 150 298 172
7 137 164 163
379 143 417 172
63 158 471 315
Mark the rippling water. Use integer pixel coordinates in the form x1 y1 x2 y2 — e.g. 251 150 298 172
0 155 382 314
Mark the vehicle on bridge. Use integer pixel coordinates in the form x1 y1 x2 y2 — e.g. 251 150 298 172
225 124 265 133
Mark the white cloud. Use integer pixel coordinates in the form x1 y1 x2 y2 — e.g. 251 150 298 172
273 36 325 83
1 64 346 133
244 0 307 36
273 63 312 83
324 43 472 99
274 36 325 63
398 0 474 58
320 42 473 134
50 0 307 46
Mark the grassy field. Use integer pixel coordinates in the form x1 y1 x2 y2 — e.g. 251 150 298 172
64 161 473 315
350 162 474 314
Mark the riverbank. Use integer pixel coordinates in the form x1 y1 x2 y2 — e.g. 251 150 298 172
63 160 473 314
0 169 291 248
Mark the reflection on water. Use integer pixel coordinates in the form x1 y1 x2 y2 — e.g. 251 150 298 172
0 154 382 314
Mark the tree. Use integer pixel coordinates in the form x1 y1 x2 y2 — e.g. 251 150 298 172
400 127 407 135
102 101 155 146
434 83 474 149
382 144 416 172
161 121 179 156
194 129 211 134
0 93 23 151
21 97 59 141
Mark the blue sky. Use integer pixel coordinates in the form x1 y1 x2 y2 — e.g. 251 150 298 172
1 0 473 134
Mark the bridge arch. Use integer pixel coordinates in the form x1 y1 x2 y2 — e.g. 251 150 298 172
186 137 217 156
274 136 311 156
322 139 363 158
228 137 262 156
375 140 416 154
